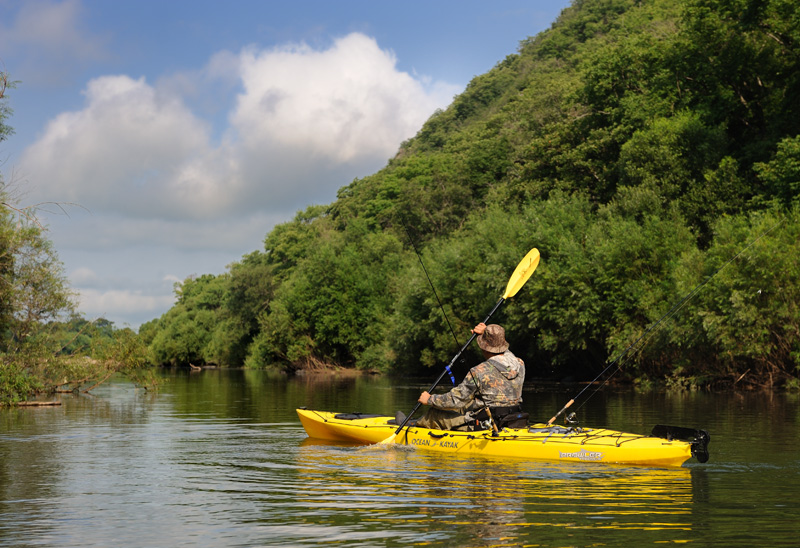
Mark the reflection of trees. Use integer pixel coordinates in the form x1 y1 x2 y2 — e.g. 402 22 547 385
1 407 63 539
162 368 408 424
0 389 159 545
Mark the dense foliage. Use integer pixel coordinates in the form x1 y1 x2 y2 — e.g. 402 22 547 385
145 0 800 389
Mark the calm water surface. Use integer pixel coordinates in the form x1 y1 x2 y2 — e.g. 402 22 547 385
1 369 799 547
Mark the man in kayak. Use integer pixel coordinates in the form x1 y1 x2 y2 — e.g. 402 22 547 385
414 323 526 431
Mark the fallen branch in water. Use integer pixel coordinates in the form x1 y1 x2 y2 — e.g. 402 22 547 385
733 369 750 385
82 370 116 393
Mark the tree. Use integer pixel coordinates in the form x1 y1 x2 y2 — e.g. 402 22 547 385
0 75 151 405
755 135 800 207
141 0 800 389
2 219 75 345
0 71 74 348
148 274 225 366
0 70 15 144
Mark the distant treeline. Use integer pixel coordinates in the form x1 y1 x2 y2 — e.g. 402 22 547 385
140 0 800 390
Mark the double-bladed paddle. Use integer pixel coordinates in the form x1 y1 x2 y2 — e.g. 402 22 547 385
379 247 540 445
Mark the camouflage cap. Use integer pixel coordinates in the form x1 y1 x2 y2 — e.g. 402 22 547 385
477 324 509 353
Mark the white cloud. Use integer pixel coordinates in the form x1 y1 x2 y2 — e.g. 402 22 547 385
232 33 444 163
69 266 99 285
223 33 458 212
17 31 460 327
21 32 458 224
77 288 176 326
22 74 216 218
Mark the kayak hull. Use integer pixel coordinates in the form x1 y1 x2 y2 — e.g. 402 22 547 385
296 409 699 467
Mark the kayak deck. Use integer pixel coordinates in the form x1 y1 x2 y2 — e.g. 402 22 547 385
296 409 708 467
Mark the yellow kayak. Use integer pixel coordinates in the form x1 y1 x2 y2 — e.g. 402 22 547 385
296 408 710 467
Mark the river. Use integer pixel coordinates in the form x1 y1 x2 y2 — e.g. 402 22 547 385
1 369 798 547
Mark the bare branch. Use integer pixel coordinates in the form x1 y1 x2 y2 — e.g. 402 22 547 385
82 370 116 393
1 201 91 229
0 72 6 99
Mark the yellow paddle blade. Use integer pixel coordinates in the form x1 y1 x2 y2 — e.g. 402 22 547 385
377 433 397 445
503 248 540 299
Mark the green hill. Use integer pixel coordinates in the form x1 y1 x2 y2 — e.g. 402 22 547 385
140 0 800 390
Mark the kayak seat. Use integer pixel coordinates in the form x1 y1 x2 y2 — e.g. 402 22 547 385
497 411 529 429
385 410 418 426
471 406 529 430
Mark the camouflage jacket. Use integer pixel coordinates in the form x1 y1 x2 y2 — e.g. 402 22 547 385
428 350 525 412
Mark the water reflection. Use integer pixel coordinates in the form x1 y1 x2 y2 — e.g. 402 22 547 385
295 440 696 545
1 371 799 547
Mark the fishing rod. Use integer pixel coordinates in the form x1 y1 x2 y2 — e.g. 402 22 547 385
380 242 540 444
399 221 505 434
546 217 785 426
401 221 460 384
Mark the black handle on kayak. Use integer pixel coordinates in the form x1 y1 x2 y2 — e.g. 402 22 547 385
391 297 506 436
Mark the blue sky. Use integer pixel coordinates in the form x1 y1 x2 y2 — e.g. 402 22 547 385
0 0 571 328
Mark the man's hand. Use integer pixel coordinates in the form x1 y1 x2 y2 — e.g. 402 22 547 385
472 322 487 335
418 391 431 405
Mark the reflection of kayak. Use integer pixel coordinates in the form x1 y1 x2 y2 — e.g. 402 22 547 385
296 409 710 467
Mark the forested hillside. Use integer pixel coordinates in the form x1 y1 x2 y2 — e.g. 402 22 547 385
141 0 800 389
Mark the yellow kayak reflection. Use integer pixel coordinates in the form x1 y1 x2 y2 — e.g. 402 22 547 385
296 433 697 544
297 409 700 467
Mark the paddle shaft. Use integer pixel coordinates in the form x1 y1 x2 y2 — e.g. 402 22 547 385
392 297 506 436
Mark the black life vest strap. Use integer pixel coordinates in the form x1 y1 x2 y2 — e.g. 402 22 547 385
472 404 522 422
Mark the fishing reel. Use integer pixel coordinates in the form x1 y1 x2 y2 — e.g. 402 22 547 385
565 412 579 425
